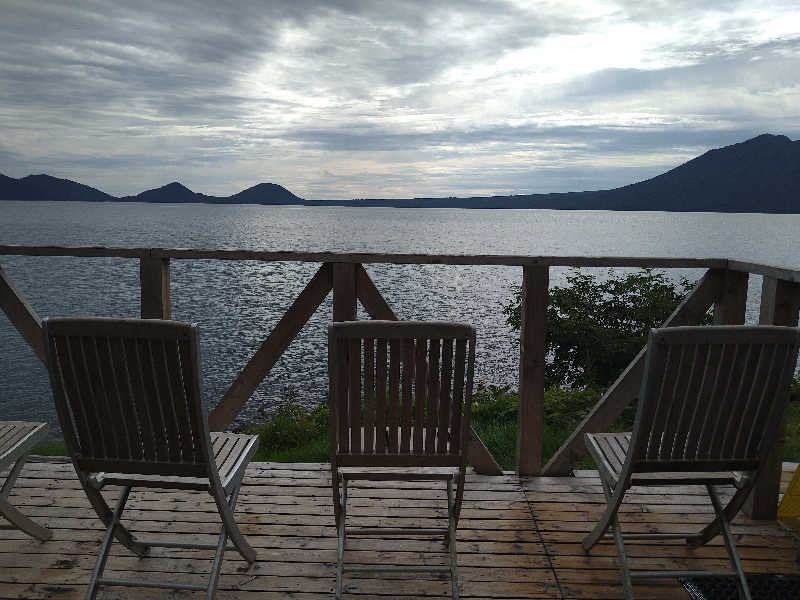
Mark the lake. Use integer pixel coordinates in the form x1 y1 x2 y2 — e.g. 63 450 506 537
2 200 799 439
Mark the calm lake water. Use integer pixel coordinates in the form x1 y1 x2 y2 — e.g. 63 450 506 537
2 200 799 439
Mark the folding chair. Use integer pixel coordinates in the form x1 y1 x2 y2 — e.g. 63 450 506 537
329 320 476 599
583 325 800 600
0 420 52 541
43 317 259 599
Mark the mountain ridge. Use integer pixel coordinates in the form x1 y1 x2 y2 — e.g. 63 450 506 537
1 134 798 213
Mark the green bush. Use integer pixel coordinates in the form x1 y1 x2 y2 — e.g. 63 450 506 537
503 268 702 388
248 387 330 461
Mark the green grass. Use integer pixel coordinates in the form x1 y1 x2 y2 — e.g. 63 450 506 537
30 441 68 456
784 399 800 462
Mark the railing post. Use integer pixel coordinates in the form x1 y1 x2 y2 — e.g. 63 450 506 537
333 262 357 322
140 256 171 319
712 269 748 325
517 265 548 476
744 276 800 519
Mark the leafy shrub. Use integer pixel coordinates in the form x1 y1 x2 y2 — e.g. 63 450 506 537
503 268 701 388
249 387 330 459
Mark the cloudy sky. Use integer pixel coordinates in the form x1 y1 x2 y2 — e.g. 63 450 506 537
1 1 799 199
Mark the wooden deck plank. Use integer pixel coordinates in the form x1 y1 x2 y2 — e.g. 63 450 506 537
1 460 798 599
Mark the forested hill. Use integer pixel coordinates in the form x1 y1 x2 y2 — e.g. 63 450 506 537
2 134 798 212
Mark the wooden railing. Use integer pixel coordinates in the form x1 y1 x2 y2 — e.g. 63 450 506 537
2 246 799 518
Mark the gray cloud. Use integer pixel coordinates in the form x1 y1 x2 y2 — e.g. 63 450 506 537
1 1 798 198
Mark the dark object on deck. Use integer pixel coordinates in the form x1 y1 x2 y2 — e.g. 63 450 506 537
681 574 800 599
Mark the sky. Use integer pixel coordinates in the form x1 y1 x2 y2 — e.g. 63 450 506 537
1 1 799 200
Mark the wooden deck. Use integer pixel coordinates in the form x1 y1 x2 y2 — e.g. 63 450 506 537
1 459 798 599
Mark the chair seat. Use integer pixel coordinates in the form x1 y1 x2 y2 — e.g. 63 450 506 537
0 421 49 468
585 432 752 487
88 432 258 494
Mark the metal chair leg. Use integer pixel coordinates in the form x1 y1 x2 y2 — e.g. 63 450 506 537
707 485 752 600
0 454 51 541
80 477 148 557
87 486 131 600
336 476 348 600
599 479 634 600
213 483 255 564
208 486 248 599
447 477 460 600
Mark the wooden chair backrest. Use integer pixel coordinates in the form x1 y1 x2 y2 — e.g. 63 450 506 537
44 318 212 477
630 325 800 473
329 321 476 469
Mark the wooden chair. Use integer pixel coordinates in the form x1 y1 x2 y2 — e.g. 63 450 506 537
43 317 259 599
583 325 800 600
328 320 476 599
1 421 52 541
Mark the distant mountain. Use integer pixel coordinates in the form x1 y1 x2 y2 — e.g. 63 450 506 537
123 181 199 203
0 173 115 202
400 134 800 212
1 134 798 212
226 182 303 204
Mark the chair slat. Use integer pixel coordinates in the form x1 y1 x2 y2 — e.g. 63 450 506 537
348 338 362 454
80 335 114 459
641 345 675 460
413 337 427 454
732 343 770 458
745 344 791 456
363 338 375 455
698 343 734 459
682 344 716 460
400 339 414 454
101 336 134 461
139 338 169 463
659 345 689 460
122 337 156 462
162 338 197 464
719 343 752 459
375 340 388 454
336 338 349 455
437 339 454 455
450 339 467 456
176 336 205 463
149 338 182 464
424 338 440 454
388 339 400 454
669 343 705 460
62 336 101 458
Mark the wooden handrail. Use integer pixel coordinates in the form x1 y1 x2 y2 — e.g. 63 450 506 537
0 244 731 268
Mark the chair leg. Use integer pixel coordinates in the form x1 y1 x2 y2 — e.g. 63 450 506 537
86 486 131 600
688 484 751 547
597 479 634 600
213 484 256 565
208 486 251 599
336 476 348 600
583 476 628 552
0 454 51 541
447 477 460 600
706 485 752 600
80 478 148 556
